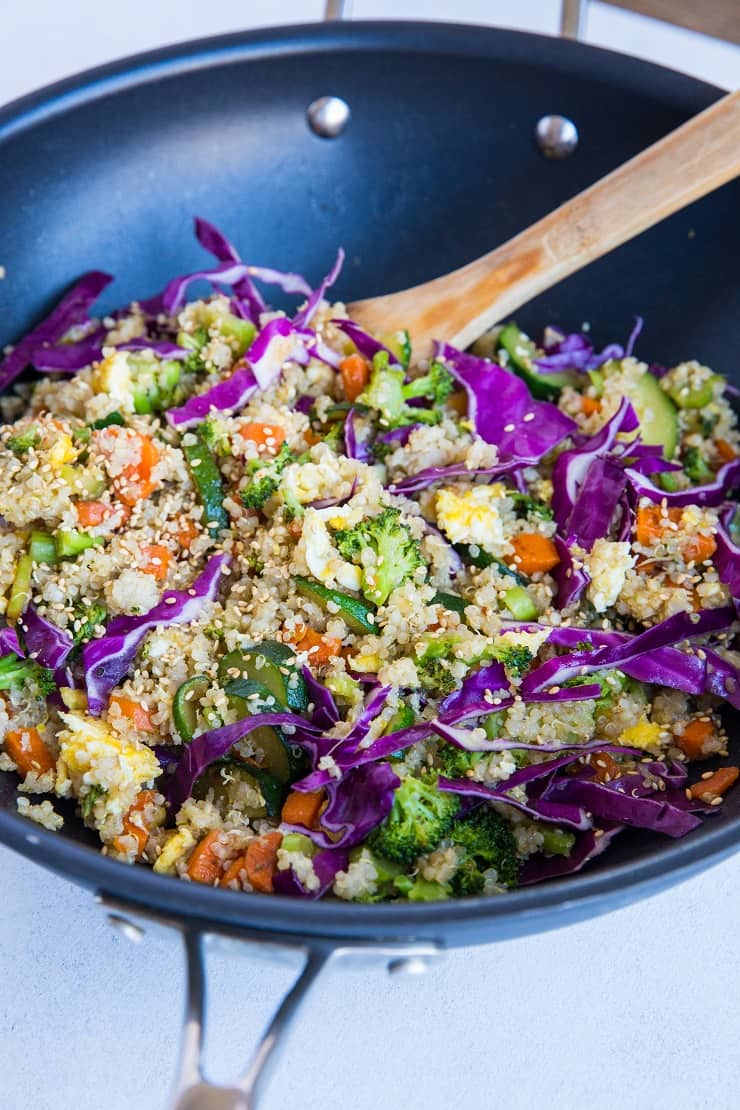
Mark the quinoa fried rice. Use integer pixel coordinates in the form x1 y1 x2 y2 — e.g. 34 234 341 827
1 218 739 903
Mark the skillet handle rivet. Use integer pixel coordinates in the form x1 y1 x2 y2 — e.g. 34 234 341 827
107 912 144 943
307 96 351 138
388 955 429 976
535 114 579 159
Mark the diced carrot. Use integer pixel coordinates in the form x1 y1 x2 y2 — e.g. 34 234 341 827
716 438 737 463
244 831 283 893
281 789 325 829
507 533 560 576
581 395 602 416
239 422 286 454
339 354 370 403
677 718 714 761
140 544 171 581
304 429 322 447
635 505 682 546
639 506 678 543
587 751 620 783
75 500 111 527
187 830 227 885
177 517 199 549
683 533 717 565
289 626 342 665
4 727 55 777
117 434 160 506
109 694 156 734
636 506 717 565
113 789 158 858
220 852 248 888
689 766 739 801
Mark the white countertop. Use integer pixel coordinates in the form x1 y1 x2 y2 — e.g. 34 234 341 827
2 4 738 1109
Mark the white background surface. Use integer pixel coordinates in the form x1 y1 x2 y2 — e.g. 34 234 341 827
2 3 739 1109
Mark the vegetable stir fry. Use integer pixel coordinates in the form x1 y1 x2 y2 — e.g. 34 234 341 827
1 218 739 901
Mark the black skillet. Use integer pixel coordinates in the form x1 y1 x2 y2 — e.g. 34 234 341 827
0 20 738 1108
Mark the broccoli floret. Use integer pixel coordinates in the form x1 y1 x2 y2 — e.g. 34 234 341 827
358 353 453 428
0 653 55 699
368 773 460 866
80 785 107 821
241 442 295 511
6 427 40 454
435 742 484 780
489 643 533 679
177 326 210 373
393 875 450 901
510 492 554 521
200 415 232 457
281 487 305 523
402 360 455 407
334 507 425 606
449 805 518 895
450 811 518 895
71 602 107 646
682 445 713 484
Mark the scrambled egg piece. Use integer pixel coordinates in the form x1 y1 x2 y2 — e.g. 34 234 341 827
297 509 362 591
47 432 76 470
585 539 635 612
91 350 134 411
153 828 196 874
618 716 663 750
55 711 160 840
435 484 508 549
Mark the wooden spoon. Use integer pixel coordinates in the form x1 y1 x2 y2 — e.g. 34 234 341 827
348 90 740 354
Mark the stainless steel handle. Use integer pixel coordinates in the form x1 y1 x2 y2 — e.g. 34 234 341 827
99 892 442 1110
171 929 329 1110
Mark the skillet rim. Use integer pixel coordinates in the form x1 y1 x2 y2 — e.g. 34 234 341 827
0 19 737 942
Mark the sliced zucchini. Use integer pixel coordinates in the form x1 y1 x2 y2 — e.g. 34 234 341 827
604 362 679 458
496 323 577 400
218 642 308 713
194 759 285 819
294 574 376 634
431 591 468 615
172 675 211 742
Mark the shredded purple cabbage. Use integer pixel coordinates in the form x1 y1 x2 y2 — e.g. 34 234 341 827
284 761 400 850
294 250 344 329
331 319 394 362
21 606 75 688
166 366 258 428
0 272 112 391
272 846 350 899
518 824 622 884
301 665 339 730
389 457 529 496
626 458 740 507
712 505 740 597
194 217 265 321
551 398 637 548
521 606 736 697
83 554 228 715
343 408 373 462
0 626 24 658
437 343 577 461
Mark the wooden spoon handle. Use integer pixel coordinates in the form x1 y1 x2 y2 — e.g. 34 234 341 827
348 90 740 353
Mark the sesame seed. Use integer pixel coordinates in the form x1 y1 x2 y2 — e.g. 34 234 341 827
164 596 177 605
503 423 515 433
523 413 535 423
